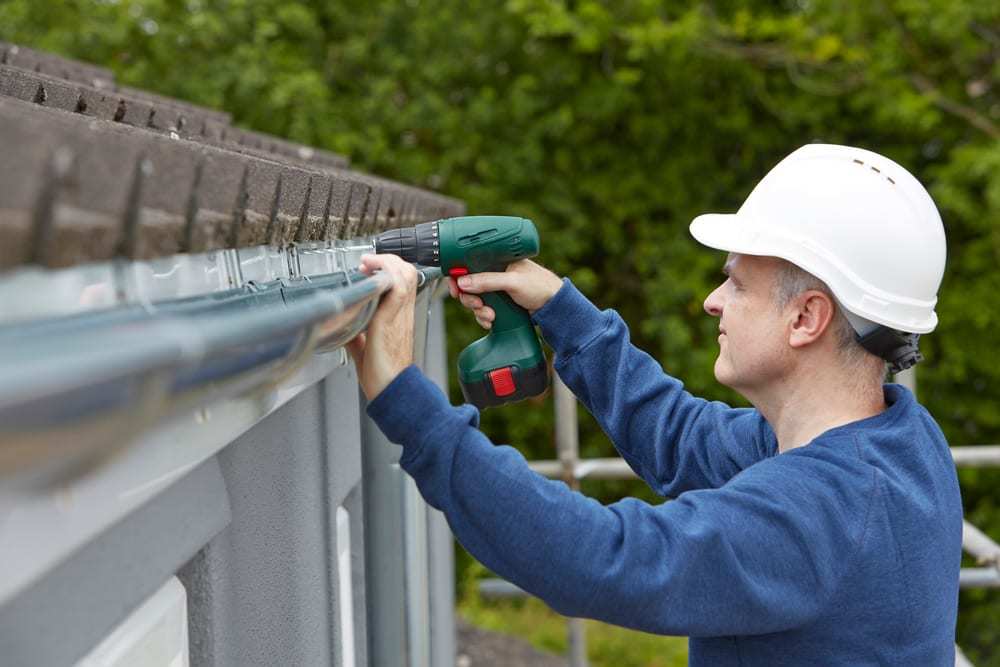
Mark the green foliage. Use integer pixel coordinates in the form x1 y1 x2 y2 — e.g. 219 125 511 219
3 0 999 661
460 560 688 667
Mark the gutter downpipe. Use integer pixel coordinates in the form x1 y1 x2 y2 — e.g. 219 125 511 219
554 373 589 667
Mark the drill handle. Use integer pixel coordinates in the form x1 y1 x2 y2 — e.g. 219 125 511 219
457 289 548 409
481 290 531 333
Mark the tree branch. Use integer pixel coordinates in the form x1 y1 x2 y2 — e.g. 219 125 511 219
910 74 1000 140
874 0 999 140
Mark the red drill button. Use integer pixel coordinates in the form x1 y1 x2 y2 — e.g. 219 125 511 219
488 367 517 397
450 267 470 294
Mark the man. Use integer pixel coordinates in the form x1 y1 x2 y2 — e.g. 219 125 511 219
347 144 962 665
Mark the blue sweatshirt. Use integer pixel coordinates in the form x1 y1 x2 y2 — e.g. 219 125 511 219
368 279 963 666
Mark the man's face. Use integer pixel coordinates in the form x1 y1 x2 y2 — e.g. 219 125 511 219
703 254 790 394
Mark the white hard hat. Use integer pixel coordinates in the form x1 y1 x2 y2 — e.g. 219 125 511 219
690 144 947 334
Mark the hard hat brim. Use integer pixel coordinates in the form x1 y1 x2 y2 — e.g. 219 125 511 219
688 212 938 333
689 213 755 255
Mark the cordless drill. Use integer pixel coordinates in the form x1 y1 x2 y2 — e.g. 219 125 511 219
374 216 548 408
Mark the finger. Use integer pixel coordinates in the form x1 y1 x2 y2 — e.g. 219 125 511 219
400 262 419 290
346 333 366 367
364 255 417 303
459 293 483 310
357 254 378 276
448 278 459 299
388 261 419 299
456 271 514 295
475 315 492 330
360 253 409 275
475 306 495 322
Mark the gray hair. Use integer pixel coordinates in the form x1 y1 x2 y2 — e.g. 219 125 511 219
772 261 886 376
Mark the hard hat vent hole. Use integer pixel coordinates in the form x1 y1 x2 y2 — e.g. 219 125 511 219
851 157 895 185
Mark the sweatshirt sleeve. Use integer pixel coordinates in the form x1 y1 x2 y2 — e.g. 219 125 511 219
367 366 870 637
531 278 774 496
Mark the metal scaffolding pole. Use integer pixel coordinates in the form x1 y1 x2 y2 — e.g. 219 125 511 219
951 446 1000 467
959 568 1000 589
956 644 975 667
529 447 1000 482
893 367 917 396
554 373 589 667
963 520 1000 568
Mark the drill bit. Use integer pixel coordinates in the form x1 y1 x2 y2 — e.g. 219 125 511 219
339 243 376 253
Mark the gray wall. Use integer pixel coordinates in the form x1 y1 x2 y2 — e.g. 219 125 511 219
0 296 454 667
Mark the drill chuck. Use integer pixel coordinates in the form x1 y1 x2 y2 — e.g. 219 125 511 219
374 221 441 266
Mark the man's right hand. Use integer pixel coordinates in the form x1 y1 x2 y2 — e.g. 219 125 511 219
448 259 563 329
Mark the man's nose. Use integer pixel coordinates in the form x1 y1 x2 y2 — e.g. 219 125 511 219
704 284 724 317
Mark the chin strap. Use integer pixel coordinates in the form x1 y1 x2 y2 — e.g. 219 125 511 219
856 327 923 374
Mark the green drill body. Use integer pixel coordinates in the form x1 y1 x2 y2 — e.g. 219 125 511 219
374 216 548 408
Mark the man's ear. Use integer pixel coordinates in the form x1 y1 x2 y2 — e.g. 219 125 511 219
788 290 835 349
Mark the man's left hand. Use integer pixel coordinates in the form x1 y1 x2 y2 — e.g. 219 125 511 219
347 254 419 400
